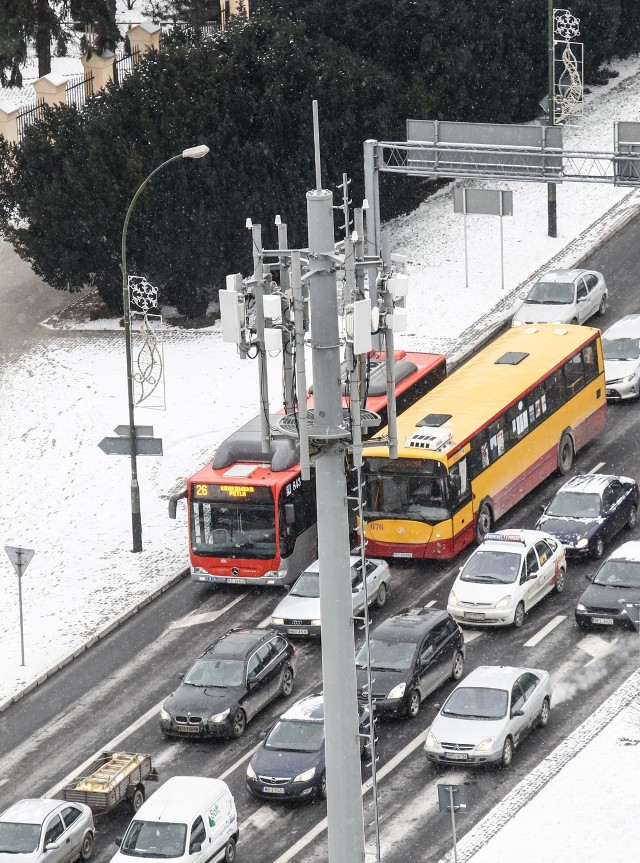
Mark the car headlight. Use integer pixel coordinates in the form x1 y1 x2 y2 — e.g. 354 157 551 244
160 708 171 722
512 320 524 326
495 595 512 609
576 602 587 612
623 373 637 383
448 591 458 607
294 767 316 782
475 737 495 753
576 538 589 549
209 709 230 723
271 617 285 626
310 619 322 627
425 730 439 750
246 763 257 780
387 682 406 700
264 569 288 580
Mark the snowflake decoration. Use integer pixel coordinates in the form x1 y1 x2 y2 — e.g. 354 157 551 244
129 275 159 314
554 9 580 41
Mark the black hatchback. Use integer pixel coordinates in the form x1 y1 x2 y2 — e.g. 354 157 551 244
160 627 297 739
355 607 465 719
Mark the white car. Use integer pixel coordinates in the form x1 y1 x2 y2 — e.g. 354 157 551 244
511 268 607 325
601 314 640 400
424 665 552 768
0 799 95 863
447 530 566 628
270 555 392 637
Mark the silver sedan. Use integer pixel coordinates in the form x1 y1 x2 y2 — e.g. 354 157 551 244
424 665 552 768
0 798 95 863
270 555 392 637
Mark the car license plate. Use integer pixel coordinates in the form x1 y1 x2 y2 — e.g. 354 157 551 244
464 612 485 620
287 628 309 635
177 725 201 733
592 616 614 625
227 577 246 584
262 786 285 794
444 752 468 760
392 552 413 558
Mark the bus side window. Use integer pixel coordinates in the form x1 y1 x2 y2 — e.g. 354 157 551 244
564 353 585 397
450 458 470 506
582 344 598 384
544 369 566 412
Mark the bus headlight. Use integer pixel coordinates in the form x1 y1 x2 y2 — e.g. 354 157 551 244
264 569 288 580
495 595 512 609
387 683 406 700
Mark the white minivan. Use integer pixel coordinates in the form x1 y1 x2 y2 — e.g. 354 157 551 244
111 777 238 863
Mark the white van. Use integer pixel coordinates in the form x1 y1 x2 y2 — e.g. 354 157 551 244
111 776 238 863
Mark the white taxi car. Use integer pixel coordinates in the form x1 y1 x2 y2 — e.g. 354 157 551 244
447 530 566 628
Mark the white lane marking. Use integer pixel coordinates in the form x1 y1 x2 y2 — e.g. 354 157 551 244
425 600 436 607
578 632 621 665
462 629 483 643
258 615 272 628
238 804 278 833
0 779 8 789
524 614 567 647
169 593 248 629
589 462 606 474
46 697 167 798
218 741 262 782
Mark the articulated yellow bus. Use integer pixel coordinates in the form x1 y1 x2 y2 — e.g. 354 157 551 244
361 324 606 560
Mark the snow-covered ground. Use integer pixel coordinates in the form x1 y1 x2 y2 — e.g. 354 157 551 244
2 48 640 862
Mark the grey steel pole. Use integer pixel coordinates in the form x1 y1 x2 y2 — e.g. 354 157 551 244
251 223 271 455
17 549 25 666
547 0 557 237
307 185 366 863
449 786 459 863
277 219 296 415
121 145 208 553
291 250 311 481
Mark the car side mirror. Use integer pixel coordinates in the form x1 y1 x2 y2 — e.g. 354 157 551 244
114 839 122 848
586 572 595 581
519 290 526 300
190 845 202 854
511 708 524 718
528 571 538 580
178 672 184 679
45 844 59 852
539 503 546 512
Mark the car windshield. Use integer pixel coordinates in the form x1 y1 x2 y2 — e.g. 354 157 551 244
593 560 640 588
603 337 640 361
460 550 521 584
265 718 325 752
442 686 508 720
525 280 574 305
355 638 416 671
547 491 601 518
290 571 320 598
0 823 41 854
120 821 187 859
183 658 245 687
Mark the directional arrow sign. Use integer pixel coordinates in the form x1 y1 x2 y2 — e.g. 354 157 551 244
4 545 35 576
114 425 154 438
98 437 163 456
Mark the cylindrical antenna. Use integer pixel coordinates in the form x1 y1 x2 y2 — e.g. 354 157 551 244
312 100 322 192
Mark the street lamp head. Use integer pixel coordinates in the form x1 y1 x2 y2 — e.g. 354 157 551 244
182 145 210 159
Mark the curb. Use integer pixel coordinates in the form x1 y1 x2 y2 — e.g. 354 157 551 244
0 566 189 714
438 668 640 862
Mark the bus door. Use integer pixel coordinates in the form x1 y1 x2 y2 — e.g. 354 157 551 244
449 457 474 555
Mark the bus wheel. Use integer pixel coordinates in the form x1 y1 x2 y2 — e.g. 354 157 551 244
557 433 574 475
475 503 492 544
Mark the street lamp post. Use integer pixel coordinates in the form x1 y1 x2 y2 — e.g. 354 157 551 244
121 144 209 552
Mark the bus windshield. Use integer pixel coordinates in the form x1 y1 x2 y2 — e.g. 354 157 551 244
191 497 276 559
362 459 450 522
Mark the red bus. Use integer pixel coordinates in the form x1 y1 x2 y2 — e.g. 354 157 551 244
171 351 446 587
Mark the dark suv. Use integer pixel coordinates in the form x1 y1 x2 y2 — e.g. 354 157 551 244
355 607 464 719
160 627 297 739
